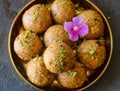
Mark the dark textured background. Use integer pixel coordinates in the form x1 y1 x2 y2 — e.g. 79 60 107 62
0 0 120 91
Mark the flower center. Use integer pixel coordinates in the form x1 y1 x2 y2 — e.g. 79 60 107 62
73 26 78 31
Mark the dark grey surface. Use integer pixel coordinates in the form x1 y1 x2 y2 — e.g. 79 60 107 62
0 0 120 91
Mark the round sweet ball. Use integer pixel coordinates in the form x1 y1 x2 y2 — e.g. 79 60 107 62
43 42 75 74
51 0 75 24
14 30 43 61
22 4 52 33
26 57 55 87
44 25 74 47
77 40 106 69
58 61 87 89
79 10 104 39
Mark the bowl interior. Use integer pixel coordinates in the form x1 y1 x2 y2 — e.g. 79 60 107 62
8 0 113 91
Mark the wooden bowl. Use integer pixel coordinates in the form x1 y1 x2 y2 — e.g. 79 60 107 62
8 0 113 90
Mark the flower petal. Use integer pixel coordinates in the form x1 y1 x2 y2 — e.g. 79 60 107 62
72 16 83 26
78 24 89 37
64 22 74 32
68 30 79 41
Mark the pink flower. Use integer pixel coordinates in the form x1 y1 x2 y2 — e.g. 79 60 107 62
64 16 89 41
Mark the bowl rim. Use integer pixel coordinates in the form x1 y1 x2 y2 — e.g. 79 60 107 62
8 0 113 90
